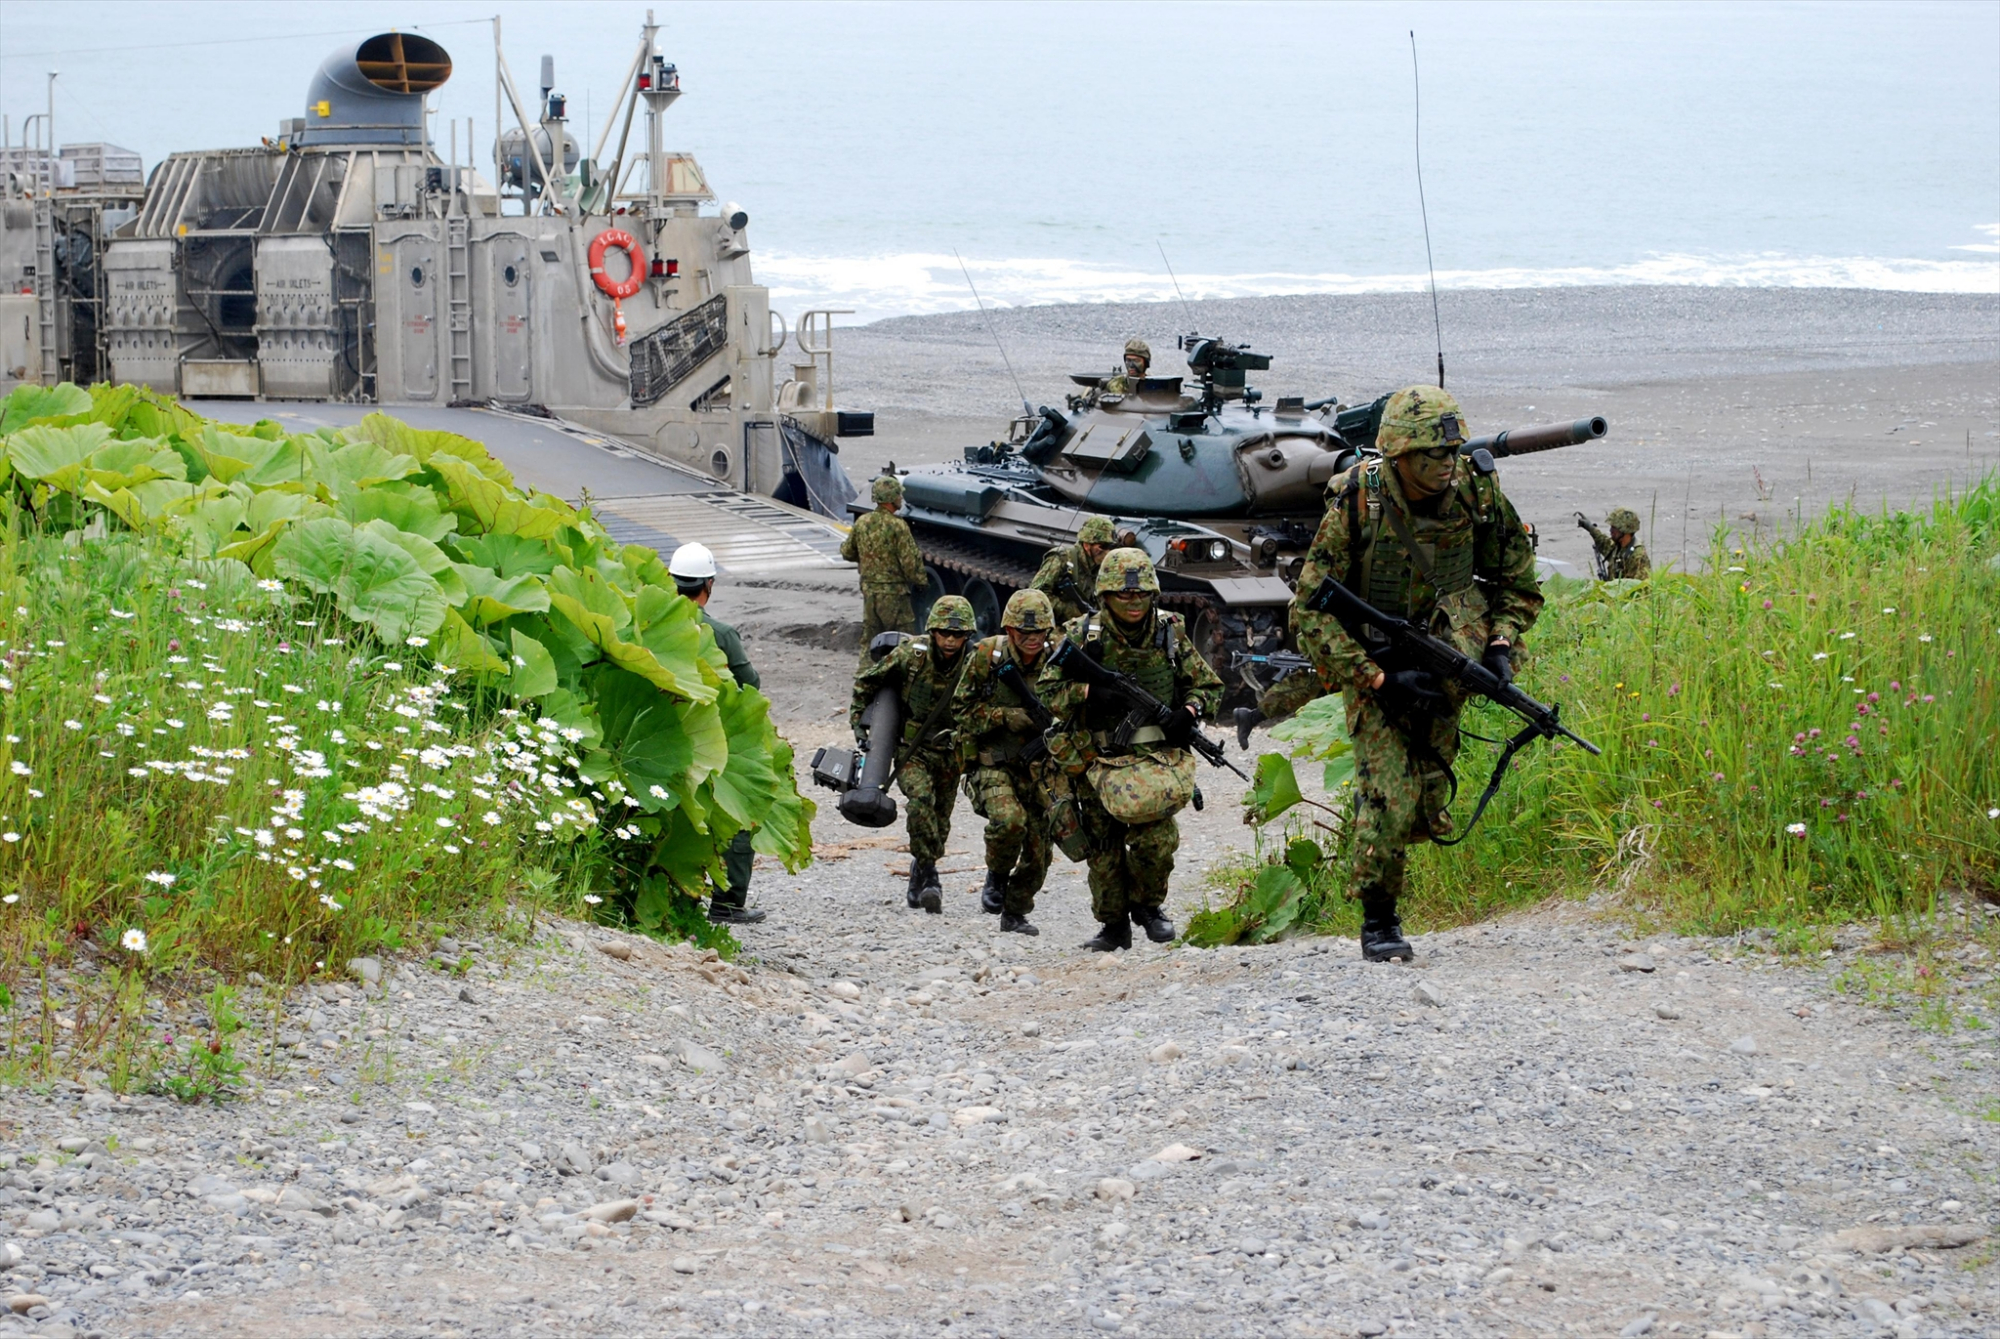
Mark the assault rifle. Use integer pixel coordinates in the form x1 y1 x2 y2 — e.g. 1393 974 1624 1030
1304 574 1600 839
993 656 1058 766
1047 639 1248 781
1228 648 1314 680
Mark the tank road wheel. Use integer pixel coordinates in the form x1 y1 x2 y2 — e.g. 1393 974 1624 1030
962 579 1004 639
913 565 948 633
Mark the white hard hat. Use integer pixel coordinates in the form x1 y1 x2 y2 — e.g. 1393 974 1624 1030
668 542 717 581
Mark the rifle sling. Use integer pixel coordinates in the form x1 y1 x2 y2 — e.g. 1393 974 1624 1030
1431 718 1542 848
903 673 961 764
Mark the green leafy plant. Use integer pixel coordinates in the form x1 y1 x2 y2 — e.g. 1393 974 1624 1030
152 983 246 1104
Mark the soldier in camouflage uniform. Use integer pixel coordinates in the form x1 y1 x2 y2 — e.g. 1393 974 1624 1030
840 474 927 665
1292 386 1542 962
1101 338 1152 395
1030 514 1118 625
1041 549 1223 951
1577 507 1652 580
851 596 977 914
952 589 1058 936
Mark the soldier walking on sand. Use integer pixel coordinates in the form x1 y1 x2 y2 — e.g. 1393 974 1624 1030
1101 338 1152 395
953 590 1058 936
1030 514 1118 625
841 474 928 664
850 596 977 914
1577 507 1652 580
670 543 768 926
1292 387 1543 962
1041 549 1223 952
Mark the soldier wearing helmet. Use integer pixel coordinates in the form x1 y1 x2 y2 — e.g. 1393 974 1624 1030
1031 514 1120 624
850 596 978 913
670 542 767 926
1576 506 1652 580
1291 386 1544 963
1102 338 1152 395
840 472 928 666
1040 548 1224 952
951 589 1060 935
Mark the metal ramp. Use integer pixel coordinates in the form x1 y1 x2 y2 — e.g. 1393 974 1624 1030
183 399 851 577
592 491 848 576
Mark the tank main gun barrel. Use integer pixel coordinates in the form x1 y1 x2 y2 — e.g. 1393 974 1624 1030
1466 417 1607 459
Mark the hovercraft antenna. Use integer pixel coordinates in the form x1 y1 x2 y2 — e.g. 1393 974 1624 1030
1157 239 1197 332
954 249 1031 416
1411 30 1445 390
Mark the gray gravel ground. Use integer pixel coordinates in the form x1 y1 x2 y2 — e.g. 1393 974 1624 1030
3 785 1995 1338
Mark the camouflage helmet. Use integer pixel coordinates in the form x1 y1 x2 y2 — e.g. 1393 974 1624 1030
1077 515 1118 545
1001 588 1055 632
1123 338 1151 365
871 474 903 506
925 595 977 633
1375 385 1469 460
1094 546 1160 595
1607 507 1641 533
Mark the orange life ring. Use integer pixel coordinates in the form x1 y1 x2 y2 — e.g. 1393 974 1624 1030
588 229 646 300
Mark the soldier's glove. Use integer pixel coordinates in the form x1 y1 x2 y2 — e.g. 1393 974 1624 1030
1481 643 1514 685
1162 706 1197 748
1001 708 1037 733
1383 669 1446 715
1573 511 1590 529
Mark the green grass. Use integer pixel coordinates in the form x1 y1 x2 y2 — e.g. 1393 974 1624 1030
1206 477 2000 953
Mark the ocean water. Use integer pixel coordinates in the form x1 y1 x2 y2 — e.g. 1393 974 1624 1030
6 0 1996 321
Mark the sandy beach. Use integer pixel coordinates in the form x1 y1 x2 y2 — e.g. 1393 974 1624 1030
821 286 1999 580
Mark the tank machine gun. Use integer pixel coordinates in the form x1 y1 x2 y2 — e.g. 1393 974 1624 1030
0 16 862 519
889 332 1608 705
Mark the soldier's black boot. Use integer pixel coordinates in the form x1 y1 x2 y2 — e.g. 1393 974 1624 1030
905 864 925 910
1081 919 1133 953
1234 707 1266 750
999 912 1039 936
707 895 767 925
917 861 944 915
1358 886 1412 962
979 871 1004 915
1130 906 1176 944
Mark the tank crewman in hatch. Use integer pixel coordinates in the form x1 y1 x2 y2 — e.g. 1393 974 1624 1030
1101 338 1152 395
1576 507 1652 581
952 589 1058 936
1292 387 1542 962
840 473 928 666
1030 514 1119 625
1041 548 1223 952
850 596 977 915
670 542 768 926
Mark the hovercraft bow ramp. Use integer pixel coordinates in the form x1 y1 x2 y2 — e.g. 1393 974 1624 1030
186 400 849 577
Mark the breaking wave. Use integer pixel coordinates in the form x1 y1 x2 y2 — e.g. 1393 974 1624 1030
758 241 2000 323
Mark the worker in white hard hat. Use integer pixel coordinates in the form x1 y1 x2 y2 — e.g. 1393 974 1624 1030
669 542 766 925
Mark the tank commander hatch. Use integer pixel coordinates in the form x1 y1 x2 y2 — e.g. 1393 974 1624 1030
1102 338 1152 395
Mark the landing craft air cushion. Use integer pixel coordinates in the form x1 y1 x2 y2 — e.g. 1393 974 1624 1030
0 16 863 522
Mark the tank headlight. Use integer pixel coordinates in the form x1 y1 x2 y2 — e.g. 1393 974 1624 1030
1207 539 1230 562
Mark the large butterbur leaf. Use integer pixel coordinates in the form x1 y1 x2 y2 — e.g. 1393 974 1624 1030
338 486 457 542
585 666 698 811
458 564 552 624
508 628 559 699
438 608 508 675
271 516 448 643
428 454 571 538
0 382 91 433
347 412 515 486
8 422 113 490
710 682 779 829
452 531 558 578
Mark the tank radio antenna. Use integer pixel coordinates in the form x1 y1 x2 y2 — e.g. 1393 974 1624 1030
1156 240 1197 331
1410 30 1445 389
954 249 1032 415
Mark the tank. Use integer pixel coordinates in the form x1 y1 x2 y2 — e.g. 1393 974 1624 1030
887 333 1607 702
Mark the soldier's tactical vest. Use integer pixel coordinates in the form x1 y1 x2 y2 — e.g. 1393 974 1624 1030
974 638 1043 764
899 643 966 754
1351 461 1489 621
1078 611 1182 742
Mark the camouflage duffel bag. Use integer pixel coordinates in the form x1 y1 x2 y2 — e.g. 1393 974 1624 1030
1086 749 1196 825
